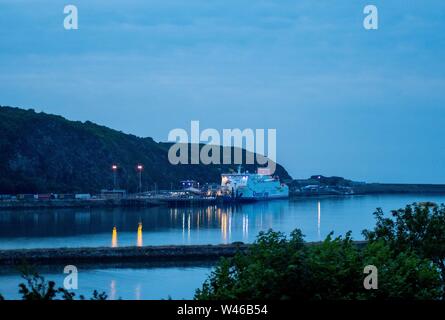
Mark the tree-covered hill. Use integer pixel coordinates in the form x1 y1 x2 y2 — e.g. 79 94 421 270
0 106 291 193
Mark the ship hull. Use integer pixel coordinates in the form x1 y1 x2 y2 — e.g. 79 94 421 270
220 169 289 203
221 193 289 203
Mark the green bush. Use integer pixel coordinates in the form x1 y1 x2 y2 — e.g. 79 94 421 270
363 202 445 298
195 208 443 300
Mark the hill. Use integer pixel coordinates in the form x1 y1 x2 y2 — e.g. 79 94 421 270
0 106 291 193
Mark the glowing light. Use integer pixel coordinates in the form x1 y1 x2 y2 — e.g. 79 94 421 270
137 223 143 247
112 165 118 171
207 207 212 225
221 213 228 243
112 226 118 248
137 164 143 171
182 213 185 241
187 213 191 243
228 213 232 241
242 214 249 241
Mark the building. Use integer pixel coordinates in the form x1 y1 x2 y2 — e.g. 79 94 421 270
100 189 127 200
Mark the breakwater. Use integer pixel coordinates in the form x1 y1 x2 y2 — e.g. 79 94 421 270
0 242 368 266
0 244 250 265
353 183 445 195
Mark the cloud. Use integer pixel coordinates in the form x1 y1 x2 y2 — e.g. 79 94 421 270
1 0 445 182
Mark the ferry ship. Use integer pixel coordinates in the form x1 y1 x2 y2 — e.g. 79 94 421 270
220 166 289 202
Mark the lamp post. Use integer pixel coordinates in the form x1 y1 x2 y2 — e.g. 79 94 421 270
137 164 143 193
112 164 118 190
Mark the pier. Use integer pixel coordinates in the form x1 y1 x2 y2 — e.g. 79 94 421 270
0 194 216 210
0 242 368 266
0 244 250 265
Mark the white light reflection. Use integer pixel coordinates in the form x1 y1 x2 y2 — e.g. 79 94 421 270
110 279 116 300
242 214 249 241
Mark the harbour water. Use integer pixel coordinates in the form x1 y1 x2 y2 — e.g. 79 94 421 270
0 263 212 300
0 194 444 299
1 194 444 249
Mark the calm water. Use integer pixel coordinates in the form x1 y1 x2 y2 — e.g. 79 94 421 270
1 194 444 300
0 262 213 300
0 194 444 249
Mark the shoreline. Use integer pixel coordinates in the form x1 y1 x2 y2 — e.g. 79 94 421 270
0 198 163 211
1 190 444 211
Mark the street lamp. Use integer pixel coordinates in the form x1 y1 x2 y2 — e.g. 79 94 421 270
112 164 118 190
137 164 143 193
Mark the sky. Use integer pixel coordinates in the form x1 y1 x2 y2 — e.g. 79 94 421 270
0 0 444 183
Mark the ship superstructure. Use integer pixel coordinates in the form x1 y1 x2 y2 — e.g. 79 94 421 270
221 167 289 201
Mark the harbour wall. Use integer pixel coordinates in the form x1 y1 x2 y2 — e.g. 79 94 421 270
0 244 250 265
0 198 162 210
0 242 368 266
352 183 445 195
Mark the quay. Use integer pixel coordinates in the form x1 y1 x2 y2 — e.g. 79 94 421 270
0 195 216 210
0 198 161 210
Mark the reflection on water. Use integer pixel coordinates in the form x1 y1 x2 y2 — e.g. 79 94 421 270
110 279 117 300
221 213 227 243
137 223 143 247
111 226 118 248
188 214 191 243
0 194 444 249
0 264 212 300
135 283 142 300
243 214 249 242
112 223 143 248
0 261 215 300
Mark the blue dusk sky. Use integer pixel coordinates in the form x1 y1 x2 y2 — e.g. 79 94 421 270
0 0 444 183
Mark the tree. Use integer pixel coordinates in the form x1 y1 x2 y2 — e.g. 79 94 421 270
302 232 363 300
195 227 441 300
18 270 59 300
360 240 441 300
363 203 445 298
90 290 108 300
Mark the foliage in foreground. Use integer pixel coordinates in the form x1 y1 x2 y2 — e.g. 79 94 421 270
363 202 445 298
196 203 444 300
1 267 107 301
